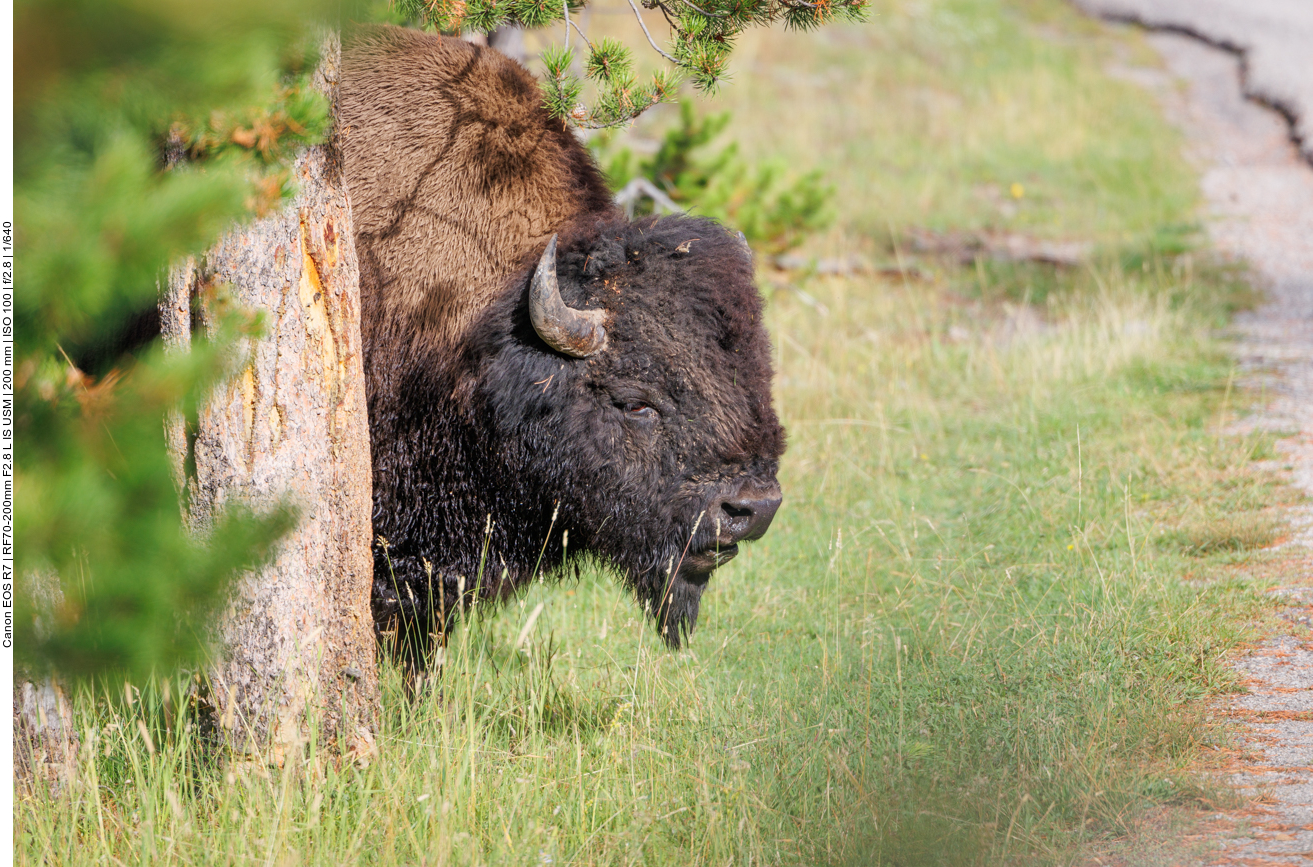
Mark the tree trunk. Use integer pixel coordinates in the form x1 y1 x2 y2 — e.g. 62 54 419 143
163 34 379 764
13 571 79 795
13 679 78 795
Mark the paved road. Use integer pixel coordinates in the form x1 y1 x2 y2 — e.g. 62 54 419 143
1074 0 1313 163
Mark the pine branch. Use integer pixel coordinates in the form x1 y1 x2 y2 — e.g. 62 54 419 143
405 0 870 127
626 0 679 62
672 0 730 21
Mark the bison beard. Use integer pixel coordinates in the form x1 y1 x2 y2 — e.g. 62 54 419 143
340 26 785 677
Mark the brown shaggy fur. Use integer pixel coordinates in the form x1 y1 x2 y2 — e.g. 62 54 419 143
340 27 615 362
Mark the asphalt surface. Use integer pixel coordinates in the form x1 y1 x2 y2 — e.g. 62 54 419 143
1073 0 1313 163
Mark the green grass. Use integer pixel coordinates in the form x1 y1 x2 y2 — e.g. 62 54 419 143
17 1 1298 864
715 0 1197 245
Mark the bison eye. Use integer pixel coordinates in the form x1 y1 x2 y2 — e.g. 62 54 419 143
622 400 657 420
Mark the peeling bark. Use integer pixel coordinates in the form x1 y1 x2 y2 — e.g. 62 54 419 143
163 35 379 762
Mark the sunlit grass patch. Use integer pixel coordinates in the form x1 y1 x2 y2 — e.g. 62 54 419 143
740 260 1276 861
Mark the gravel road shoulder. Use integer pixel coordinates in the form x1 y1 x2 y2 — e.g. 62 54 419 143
1077 20 1313 867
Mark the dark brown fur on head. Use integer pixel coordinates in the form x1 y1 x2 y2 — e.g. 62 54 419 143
340 26 785 671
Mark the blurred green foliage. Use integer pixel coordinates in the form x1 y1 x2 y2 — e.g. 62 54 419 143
13 0 355 683
598 99 834 253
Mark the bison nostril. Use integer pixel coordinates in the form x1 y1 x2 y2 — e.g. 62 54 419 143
716 486 783 543
722 502 754 520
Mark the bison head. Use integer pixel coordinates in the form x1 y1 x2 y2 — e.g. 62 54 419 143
458 215 786 647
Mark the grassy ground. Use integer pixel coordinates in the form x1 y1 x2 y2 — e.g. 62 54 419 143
17 1 1298 864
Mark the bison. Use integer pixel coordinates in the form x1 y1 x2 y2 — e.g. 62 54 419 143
338 26 786 674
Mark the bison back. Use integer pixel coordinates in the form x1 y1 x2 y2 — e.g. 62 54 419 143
339 25 616 359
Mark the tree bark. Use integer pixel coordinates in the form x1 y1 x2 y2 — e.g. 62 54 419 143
163 34 379 764
13 571 79 795
13 679 78 795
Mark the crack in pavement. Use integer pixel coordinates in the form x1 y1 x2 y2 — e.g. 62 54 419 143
1072 0 1313 164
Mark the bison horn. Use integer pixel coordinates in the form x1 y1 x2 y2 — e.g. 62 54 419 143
529 234 608 358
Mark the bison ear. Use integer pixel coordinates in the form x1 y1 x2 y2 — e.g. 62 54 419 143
529 235 609 358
